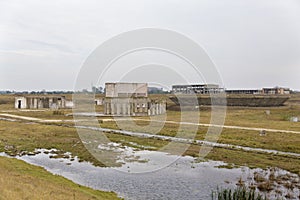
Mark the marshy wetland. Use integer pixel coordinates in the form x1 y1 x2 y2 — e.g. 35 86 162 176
0 94 300 199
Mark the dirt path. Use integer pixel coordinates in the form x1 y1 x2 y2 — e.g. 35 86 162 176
0 113 83 123
1 113 300 134
102 118 300 134
153 119 300 134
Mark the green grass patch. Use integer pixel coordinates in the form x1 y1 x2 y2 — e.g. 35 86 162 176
0 156 120 200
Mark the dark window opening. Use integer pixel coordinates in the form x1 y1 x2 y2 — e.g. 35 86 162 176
18 100 21 109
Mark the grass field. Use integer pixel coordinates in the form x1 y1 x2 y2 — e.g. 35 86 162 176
0 156 119 200
0 93 300 198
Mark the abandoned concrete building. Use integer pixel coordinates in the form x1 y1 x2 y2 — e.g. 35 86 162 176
172 84 223 94
104 83 166 116
172 84 290 96
15 96 66 109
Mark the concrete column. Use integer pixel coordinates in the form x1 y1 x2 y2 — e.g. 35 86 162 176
105 103 108 115
34 99 38 109
131 102 134 115
107 102 112 115
109 103 112 115
121 103 124 115
160 103 163 114
127 104 130 116
134 103 137 113
115 103 118 115
150 103 155 115
122 103 126 115
116 103 121 115
111 102 115 114
106 103 111 115
27 98 30 109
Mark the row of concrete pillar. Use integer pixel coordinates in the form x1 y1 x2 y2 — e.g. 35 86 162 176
148 103 166 116
105 102 148 116
104 100 166 116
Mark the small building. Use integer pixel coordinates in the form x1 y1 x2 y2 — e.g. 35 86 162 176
65 100 75 108
262 87 290 95
172 84 223 94
104 83 166 116
95 98 104 106
15 96 66 109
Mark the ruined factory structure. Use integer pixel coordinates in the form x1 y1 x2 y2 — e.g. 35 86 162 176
172 84 290 95
172 84 223 94
15 96 67 109
104 83 166 116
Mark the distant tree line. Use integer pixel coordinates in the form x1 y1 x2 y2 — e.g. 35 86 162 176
148 87 170 94
290 90 300 94
1 88 298 95
0 86 172 95
0 90 74 95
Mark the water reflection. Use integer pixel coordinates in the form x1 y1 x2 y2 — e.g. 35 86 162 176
14 149 251 200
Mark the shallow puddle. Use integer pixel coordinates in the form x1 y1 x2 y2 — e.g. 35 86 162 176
13 149 251 199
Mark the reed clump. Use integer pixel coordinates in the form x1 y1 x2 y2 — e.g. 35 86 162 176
212 186 267 200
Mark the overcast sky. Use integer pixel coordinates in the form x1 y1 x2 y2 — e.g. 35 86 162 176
0 0 299 91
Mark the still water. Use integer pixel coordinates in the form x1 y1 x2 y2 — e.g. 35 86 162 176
13 148 254 200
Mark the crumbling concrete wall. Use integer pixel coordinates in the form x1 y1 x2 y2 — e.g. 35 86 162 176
105 83 148 98
104 83 166 116
15 96 66 109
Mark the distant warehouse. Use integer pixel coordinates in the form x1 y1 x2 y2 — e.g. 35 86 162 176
172 84 290 95
262 87 290 95
172 84 224 94
225 87 290 95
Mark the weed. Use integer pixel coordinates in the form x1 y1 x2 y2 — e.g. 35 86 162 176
212 186 267 200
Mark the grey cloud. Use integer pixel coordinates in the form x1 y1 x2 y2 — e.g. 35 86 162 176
0 0 299 91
